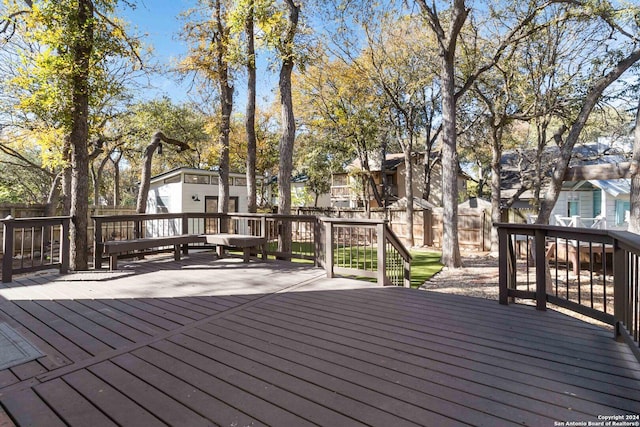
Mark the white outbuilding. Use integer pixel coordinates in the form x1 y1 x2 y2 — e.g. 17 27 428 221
147 167 267 214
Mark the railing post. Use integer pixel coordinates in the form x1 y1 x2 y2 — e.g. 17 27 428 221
314 218 321 268
377 222 386 286
534 229 547 311
60 217 70 274
181 213 190 255
613 239 627 341
93 217 103 269
325 221 334 278
2 218 15 283
498 226 509 305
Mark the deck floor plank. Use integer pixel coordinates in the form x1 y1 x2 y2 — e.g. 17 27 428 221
9 361 47 381
0 370 18 389
197 314 567 426
251 294 640 412
76 299 164 337
0 302 88 364
88 360 214 427
117 349 293 427
0 388 66 427
35 378 117 426
176 330 482 427
97 299 183 331
0 256 637 426
34 300 135 350
225 301 630 418
273 291 640 390
57 300 154 344
13 301 113 357
336 288 634 360
112 299 196 327
62 368 168 427
137 298 208 321
146 340 368 427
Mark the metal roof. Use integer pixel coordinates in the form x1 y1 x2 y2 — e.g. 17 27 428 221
587 178 630 197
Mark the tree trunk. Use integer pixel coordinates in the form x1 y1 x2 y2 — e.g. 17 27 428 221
629 98 640 234
111 152 122 207
44 173 62 217
136 142 157 214
245 0 257 213
136 132 190 214
440 56 462 267
277 0 300 255
403 147 414 247
489 128 502 255
68 0 94 271
417 0 466 268
218 82 233 214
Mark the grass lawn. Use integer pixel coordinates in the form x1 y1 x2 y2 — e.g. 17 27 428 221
409 250 443 288
229 244 443 288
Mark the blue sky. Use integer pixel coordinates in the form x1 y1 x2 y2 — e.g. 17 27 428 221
122 1 278 108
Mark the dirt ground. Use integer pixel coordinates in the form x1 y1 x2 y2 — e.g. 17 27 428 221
419 252 502 300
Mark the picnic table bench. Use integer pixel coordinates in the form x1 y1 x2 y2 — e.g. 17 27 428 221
203 233 267 263
101 234 206 270
100 233 267 270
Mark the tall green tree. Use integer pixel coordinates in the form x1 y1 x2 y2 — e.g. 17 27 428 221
181 0 235 214
3 0 142 270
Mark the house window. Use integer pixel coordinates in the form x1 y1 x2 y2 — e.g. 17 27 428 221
235 177 247 186
333 174 348 186
210 176 219 185
164 175 181 184
593 190 601 217
567 200 579 217
615 200 630 226
184 174 210 184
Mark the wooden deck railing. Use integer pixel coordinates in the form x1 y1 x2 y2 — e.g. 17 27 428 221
92 212 411 287
0 212 412 286
1 216 70 282
497 222 640 362
320 217 411 287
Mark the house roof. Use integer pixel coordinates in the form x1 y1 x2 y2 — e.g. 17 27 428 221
500 140 632 202
150 167 246 184
346 153 408 172
587 179 630 197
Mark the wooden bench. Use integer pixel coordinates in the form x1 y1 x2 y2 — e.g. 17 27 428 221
101 234 206 270
203 234 267 263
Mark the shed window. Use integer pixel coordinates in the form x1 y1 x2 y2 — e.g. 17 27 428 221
164 175 181 184
184 174 210 184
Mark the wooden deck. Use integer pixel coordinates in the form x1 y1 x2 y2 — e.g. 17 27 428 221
0 253 638 426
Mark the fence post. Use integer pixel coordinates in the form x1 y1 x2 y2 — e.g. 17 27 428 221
534 228 547 311
60 217 70 274
2 218 14 283
325 221 333 278
377 222 387 286
613 239 627 341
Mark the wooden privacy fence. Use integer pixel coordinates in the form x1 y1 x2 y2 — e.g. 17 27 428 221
297 206 492 251
497 222 640 362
